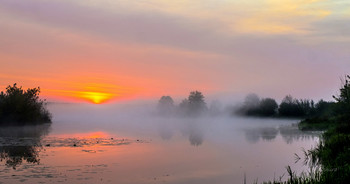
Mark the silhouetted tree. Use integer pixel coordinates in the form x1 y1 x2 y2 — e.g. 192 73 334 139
333 75 350 104
333 75 350 117
178 91 207 116
242 93 260 115
259 98 278 116
314 99 335 117
235 93 260 116
235 94 277 117
178 98 190 115
0 83 51 125
278 95 304 117
157 96 175 115
244 93 260 109
187 91 207 115
278 95 321 117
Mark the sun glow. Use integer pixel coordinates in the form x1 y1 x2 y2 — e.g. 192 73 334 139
79 91 114 104
87 132 109 138
41 81 137 104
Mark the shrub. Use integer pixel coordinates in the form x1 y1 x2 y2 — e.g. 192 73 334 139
0 84 51 125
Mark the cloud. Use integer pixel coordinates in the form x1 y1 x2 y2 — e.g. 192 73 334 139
0 0 349 101
231 0 330 34
0 0 224 54
0 0 348 50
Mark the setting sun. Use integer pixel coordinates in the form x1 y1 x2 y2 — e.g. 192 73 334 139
79 91 114 104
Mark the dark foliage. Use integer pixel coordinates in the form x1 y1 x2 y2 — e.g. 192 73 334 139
259 98 278 116
264 75 350 184
177 91 208 116
235 94 278 117
236 93 335 118
187 91 207 114
157 90 208 117
157 96 175 115
0 83 51 125
278 95 311 117
333 75 350 118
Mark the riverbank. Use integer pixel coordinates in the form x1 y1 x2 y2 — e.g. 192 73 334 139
262 75 350 184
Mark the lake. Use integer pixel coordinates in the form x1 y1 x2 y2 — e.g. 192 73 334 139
0 103 320 184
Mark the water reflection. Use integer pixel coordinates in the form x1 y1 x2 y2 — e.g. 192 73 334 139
157 119 204 146
0 124 51 169
179 121 204 146
158 123 174 141
156 118 319 147
188 128 203 146
244 124 320 144
279 125 320 144
245 127 279 143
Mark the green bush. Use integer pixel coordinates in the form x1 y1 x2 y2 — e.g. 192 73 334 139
0 83 51 125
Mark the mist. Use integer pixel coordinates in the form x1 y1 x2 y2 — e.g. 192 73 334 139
47 99 317 147
0 94 321 183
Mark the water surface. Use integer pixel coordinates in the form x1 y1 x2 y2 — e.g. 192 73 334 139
0 103 320 184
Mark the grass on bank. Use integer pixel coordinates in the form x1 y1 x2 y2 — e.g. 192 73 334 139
262 75 350 184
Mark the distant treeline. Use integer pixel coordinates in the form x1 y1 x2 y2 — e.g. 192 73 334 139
157 91 212 117
157 91 335 118
0 84 51 125
234 93 335 118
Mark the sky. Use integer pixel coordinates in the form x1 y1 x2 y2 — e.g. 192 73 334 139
0 0 349 104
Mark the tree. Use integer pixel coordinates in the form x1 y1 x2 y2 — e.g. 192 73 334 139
235 93 260 116
278 95 318 117
244 93 260 108
179 98 189 108
333 75 350 116
259 98 278 116
157 96 175 115
0 83 51 125
333 75 350 104
278 95 304 117
178 91 207 116
188 91 207 115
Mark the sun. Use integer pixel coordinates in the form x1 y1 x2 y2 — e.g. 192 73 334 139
79 91 114 104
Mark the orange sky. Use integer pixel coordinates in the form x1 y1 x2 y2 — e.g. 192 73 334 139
1 0 349 103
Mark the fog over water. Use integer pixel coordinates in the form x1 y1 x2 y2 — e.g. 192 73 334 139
0 103 320 184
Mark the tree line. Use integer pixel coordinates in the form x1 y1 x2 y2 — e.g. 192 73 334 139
157 90 335 118
234 93 335 118
260 76 350 184
157 91 208 117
